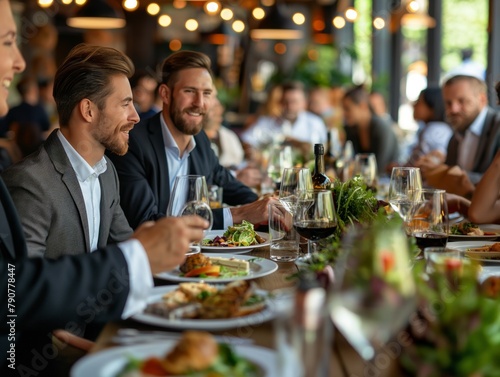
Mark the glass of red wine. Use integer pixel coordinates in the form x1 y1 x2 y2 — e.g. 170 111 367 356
293 190 337 258
408 189 449 253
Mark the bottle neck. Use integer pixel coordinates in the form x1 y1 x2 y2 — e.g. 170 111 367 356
314 153 325 175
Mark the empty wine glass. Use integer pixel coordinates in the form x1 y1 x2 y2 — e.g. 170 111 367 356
408 189 449 253
267 145 293 189
167 175 213 255
279 167 313 215
354 153 378 191
293 190 337 257
388 167 423 228
330 221 416 361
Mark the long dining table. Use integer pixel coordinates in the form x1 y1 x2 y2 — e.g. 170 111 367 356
89 245 404 376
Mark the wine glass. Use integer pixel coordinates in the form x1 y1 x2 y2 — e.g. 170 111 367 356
388 167 423 227
279 167 313 215
330 221 416 361
166 175 213 254
267 145 293 189
293 190 337 257
408 189 449 253
354 153 378 191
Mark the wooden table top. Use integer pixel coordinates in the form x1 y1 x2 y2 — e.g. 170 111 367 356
91 246 402 376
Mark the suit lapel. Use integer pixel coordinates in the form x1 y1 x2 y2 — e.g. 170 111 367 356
473 108 494 171
97 172 110 247
148 115 170 213
189 134 203 176
0 178 22 259
45 131 91 253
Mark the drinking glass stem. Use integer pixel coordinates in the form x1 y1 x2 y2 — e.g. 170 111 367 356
308 240 319 255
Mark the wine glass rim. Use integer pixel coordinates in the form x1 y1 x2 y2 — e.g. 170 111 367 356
391 166 420 171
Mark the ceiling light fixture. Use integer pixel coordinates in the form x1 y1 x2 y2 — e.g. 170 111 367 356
67 0 126 29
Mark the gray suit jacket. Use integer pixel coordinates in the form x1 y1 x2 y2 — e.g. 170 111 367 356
445 107 500 183
1 130 132 258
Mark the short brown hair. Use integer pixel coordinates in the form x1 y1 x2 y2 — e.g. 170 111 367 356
443 74 487 94
53 43 135 127
160 50 213 88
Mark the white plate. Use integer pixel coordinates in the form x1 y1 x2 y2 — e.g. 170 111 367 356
449 224 500 241
71 340 277 377
201 231 270 254
155 254 278 283
132 285 277 330
447 241 500 262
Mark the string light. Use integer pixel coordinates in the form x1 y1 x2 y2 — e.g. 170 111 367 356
75 0 86 5
38 0 53 7
345 7 358 22
61 0 72 4
407 0 420 13
204 1 220 15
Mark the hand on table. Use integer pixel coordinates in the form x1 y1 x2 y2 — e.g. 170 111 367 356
230 196 278 226
236 166 262 188
133 216 209 274
446 193 470 216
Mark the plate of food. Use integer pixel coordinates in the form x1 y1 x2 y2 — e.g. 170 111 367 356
71 331 277 377
447 241 500 262
132 281 276 330
202 221 270 254
449 222 500 240
155 253 278 283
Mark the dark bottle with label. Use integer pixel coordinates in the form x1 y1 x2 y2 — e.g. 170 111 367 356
312 144 331 189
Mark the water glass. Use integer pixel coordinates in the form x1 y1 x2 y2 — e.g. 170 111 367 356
354 153 377 190
269 202 300 262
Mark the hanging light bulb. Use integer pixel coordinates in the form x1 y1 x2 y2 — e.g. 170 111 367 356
204 1 220 15
158 14 172 27
252 7 265 20
407 0 420 13
61 0 72 4
122 0 138 12
147 3 160 15
345 7 358 22
220 8 233 21
373 17 385 30
75 0 86 5
38 0 53 8
292 12 305 25
232 20 245 33
185 19 199 31
333 16 346 29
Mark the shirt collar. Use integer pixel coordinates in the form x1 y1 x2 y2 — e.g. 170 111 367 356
468 107 488 136
57 130 107 182
160 113 196 158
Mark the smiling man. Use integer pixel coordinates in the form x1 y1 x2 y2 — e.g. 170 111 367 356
108 50 274 230
2 44 138 258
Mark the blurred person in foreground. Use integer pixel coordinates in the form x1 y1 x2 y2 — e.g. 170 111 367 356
0 2 208 374
342 85 400 174
108 50 275 230
2 44 136 259
418 74 500 197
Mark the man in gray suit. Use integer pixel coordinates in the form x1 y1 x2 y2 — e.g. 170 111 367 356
417 74 500 197
2 44 138 258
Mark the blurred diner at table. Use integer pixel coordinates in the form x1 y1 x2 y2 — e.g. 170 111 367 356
108 50 275 231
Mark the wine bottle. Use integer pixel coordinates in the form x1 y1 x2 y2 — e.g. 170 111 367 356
312 143 331 189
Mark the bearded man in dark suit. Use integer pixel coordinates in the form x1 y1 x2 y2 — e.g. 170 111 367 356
108 51 275 230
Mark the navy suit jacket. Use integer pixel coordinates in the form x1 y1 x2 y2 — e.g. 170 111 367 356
0 177 130 373
107 113 258 229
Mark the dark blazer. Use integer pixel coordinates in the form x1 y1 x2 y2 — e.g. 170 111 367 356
0 177 129 373
1 130 133 258
445 107 500 183
108 113 258 229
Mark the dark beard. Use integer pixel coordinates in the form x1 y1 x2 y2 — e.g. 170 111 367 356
170 96 207 136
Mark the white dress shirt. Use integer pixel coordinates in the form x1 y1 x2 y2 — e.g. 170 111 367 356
160 116 233 228
57 130 153 318
241 111 328 148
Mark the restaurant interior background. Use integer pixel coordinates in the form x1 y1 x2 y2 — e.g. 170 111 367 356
10 0 490 132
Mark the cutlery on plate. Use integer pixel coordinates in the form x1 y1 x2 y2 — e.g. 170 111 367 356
112 328 254 346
